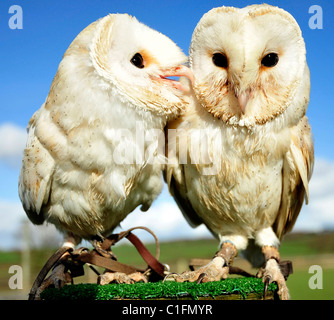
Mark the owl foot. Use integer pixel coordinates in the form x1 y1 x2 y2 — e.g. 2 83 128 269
98 271 148 285
258 258 290 300
92 238 118 260
166 241 237 283
35 263 72 300
259 245 290 300
166 256 230 283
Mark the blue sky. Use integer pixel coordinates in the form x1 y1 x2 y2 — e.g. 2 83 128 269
0 0 333 155
0 0 333 248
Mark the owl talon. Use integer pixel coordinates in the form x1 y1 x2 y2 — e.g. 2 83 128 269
164 257 229 283
263 276 270 300
260 258 290 300
34 264 72 300
196 272 207 284
98 271 148 285
163 273 177 283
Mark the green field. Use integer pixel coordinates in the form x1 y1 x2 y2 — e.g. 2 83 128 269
1 232 334 300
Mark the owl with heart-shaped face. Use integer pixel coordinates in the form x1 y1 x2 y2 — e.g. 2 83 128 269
166 4 314 299
19 14 193 287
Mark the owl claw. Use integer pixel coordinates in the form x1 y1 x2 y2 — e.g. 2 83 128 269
164 257 229 283
34 264 72 300
163 270 199 283
263 276 270 300
163 272 178 283
196 273 207 284
260 259 290 300
98 271 148 285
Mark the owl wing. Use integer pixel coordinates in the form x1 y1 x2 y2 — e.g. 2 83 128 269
18 107 55 225
273 116 314 239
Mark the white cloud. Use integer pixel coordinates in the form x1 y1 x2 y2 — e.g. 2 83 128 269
0 123 27 168
0 199 63 250
0 200 26 249
293 158 334 232
115 188 212 244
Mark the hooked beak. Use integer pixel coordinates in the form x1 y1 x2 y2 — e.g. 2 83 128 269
157 65 195 91
235 89 251 114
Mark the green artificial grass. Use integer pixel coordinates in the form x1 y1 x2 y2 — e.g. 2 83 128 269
41 277 277 300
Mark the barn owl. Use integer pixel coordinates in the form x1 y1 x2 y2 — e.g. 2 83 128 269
166 4 314 299
19 13 193 285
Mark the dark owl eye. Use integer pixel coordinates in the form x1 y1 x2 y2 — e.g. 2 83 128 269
212 52 228 68
131 53 145 69
261 53 279 67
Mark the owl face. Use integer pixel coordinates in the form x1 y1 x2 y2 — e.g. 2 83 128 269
190 5 309 126
90 14 192 117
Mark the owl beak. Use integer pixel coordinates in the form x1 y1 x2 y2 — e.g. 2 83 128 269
236 90 250 114
157 65 195 91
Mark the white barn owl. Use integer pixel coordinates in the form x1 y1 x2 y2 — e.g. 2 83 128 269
166 4 314 299
19 14 193 283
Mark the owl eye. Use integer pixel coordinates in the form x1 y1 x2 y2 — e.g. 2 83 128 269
212 53 228 69
131 53 145 69
261 53 279 67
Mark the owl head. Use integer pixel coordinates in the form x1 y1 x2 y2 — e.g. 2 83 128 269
54 14 192 120
189 4 310 128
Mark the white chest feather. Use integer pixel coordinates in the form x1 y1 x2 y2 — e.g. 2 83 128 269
181 111 290 237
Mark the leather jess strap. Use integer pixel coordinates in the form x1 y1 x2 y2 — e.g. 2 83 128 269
125 232 166 277
77 250 141 274
28 227 167 300
75 230 166 278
